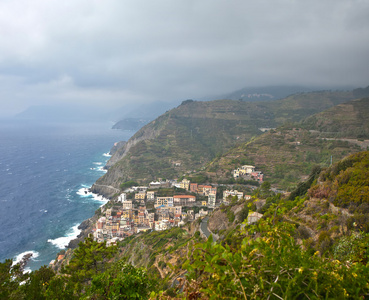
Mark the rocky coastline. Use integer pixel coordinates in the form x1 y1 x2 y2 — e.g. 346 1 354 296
67 213 100 249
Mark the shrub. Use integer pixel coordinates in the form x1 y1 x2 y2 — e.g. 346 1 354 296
182 219 369 299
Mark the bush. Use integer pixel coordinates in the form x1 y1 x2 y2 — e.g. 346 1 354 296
334 232 369 264
318 231 332 254
237 205 249 223
296 225 311 240
226 210 235 223
120 180 139 190
182 219 369 299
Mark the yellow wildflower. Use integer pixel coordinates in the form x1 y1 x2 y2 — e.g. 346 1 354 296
249 249 258 256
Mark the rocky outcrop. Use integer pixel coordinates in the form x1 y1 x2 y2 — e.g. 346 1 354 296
106 124 160 168
208 209 230 232
90 184 121 199
67 214 99 249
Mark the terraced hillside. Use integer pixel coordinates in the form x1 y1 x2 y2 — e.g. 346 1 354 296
301 97 369 139
204 97 369 189
93 91 354 197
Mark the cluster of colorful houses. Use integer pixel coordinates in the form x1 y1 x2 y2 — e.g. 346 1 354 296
92 174 255 244
232 165 264 182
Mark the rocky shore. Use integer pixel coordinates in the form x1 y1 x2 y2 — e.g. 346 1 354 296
67 211 100 249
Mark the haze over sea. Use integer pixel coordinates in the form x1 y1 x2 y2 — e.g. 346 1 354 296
0 119 134 271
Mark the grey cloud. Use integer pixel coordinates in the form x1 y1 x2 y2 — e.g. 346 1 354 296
0 0 369 116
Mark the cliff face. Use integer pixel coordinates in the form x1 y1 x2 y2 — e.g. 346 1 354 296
106 125 160 168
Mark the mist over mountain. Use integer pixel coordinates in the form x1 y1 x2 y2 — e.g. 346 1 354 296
202 85 355 102
112 101 180 130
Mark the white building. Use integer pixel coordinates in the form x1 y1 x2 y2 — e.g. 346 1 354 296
233 165 255 178
223 190 244 202
208 193 216 208
147 191 155 201
118 193 126 202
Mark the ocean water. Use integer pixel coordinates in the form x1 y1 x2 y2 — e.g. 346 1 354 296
0 120 133 271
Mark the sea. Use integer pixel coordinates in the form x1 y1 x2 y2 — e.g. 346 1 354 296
0 119 134 271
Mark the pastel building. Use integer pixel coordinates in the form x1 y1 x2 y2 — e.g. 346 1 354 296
233 165 255 178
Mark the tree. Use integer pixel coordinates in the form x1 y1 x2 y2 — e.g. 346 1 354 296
238 205 249 222
62 236 118 294
0 259 23 299
260 181 271 192
22 266 56 300
87 261 154 299
0 255 32 299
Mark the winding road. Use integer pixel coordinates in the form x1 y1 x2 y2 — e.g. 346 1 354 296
200 216 218 241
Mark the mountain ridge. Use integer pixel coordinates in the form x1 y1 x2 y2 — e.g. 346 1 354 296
93 90 355 197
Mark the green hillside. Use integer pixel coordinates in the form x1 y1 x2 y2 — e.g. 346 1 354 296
206 127 362 189
309 151 369 210
205 96 369 189
94 90 354 196
301 97 369 139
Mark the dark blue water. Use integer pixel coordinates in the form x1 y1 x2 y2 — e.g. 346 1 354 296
0 120 133 271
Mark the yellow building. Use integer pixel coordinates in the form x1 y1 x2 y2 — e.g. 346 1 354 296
135 192 146 200
180 179 190 190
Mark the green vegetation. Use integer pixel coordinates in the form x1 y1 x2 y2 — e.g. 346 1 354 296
301 97 369 139
309 152 369 209
120 180 139 190
288 165 321 200
206 127 361 190
180 219 369 299
0 237 154 299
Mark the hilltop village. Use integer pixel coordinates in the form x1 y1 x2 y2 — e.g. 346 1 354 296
92 165 262 245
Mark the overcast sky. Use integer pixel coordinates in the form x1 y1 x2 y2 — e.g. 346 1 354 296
1 0 369 116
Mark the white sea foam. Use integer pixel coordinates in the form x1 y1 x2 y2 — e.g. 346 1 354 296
96 166 107 173
77 187 92 197
47 224 81 249
13 251 40 266
90 165 107 173
77 186 109 206
103 152 111 157
93 162 103 165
